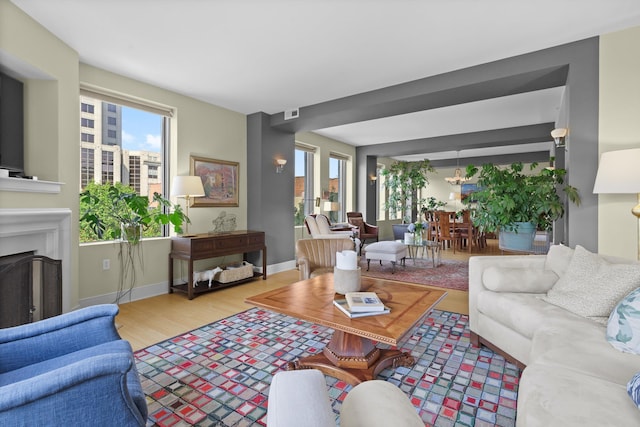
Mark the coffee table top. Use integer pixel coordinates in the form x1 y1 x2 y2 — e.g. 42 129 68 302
245 275 446 346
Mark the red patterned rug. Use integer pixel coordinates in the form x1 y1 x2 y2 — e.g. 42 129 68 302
360 257 469 291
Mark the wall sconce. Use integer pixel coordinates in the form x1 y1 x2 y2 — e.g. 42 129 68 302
370 175 377 186
551 128 568 148
275 158 287 173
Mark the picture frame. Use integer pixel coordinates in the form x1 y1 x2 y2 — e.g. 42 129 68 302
190 156 239 207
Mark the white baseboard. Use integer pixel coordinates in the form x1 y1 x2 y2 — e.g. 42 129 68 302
79 260 297 307
79 281 168 308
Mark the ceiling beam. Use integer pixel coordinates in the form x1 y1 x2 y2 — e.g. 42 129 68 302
356 123 555 158
270 65 568 134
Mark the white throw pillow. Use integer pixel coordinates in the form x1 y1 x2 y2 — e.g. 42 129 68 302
544 244 575 277
607 287 640 354
483 267 559 293
543 245 640 319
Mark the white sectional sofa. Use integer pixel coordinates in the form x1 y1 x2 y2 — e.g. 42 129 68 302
469 245 640 426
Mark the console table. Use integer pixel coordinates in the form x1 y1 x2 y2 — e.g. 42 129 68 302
168 230 266 300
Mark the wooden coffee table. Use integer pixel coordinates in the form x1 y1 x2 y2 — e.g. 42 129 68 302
245 274 446 385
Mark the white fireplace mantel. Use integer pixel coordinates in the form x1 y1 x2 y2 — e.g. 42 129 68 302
0 208 72 311
0 176 64 193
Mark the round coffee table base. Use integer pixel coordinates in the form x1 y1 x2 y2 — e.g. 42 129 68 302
287 330 415 385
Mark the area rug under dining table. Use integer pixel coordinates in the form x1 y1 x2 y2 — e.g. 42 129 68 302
134 308 519 427
360 258 469 291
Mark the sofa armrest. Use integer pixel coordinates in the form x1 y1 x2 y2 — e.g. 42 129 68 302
468 255 546 333
0 353 147 426
0 304 120 373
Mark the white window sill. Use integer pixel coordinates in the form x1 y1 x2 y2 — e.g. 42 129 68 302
0 176 64 193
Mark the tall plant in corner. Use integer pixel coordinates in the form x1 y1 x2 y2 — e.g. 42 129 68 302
381 159 435 223
80 182 190 303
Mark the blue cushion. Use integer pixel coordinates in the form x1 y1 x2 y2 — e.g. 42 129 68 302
607 287 640 354
628 371 640 409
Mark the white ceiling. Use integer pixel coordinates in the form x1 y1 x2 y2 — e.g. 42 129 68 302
10 0 640 160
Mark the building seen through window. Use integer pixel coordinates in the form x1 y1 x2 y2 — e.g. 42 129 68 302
79 94 168 242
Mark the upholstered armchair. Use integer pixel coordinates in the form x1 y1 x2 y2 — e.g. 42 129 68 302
346 212 379 253
304 214 357 239
0 304 147 426
296 238 356 280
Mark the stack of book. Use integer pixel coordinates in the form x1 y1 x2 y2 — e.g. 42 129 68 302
333 291 390 318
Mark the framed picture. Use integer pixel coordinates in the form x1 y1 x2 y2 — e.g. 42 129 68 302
190 156 239 207
461 183 480 203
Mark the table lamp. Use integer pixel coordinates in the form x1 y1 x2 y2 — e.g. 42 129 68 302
171 175 205 236
593 148 640 259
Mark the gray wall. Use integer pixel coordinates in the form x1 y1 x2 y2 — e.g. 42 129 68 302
248 37 600 262
247 112 295 265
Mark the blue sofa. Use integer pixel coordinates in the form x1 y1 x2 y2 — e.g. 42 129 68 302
0 304 147 426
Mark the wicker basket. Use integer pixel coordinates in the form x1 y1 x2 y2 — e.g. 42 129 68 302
217 262 254 283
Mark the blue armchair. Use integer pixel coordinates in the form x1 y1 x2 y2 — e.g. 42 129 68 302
0 304 147 426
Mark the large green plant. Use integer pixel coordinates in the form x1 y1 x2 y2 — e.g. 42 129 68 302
381 160 435 223
80 182 189 244
464 162 580 232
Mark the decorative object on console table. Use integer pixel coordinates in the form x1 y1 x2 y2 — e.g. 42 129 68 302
593 148 640 260
168 230 266 300
190 155 239 207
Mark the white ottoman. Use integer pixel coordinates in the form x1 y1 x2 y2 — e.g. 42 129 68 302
364 241 407 273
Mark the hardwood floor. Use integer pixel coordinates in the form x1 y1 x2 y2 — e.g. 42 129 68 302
116 239 503 350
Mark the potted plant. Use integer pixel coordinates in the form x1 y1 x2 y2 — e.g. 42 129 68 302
80 182 190 302
464 162 580 251
381 160 435 240
421 196 446 221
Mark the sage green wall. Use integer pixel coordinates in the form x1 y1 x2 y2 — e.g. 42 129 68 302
599 25 640 259
0 0 247 307
78 65 246 305
0 0 81 305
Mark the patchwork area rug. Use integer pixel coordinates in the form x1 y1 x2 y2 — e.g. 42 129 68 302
135 308 519 427
360 257 469 291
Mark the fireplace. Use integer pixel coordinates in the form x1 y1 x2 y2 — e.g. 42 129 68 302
0 208 72 312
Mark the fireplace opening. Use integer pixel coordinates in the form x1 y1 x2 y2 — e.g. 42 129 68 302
0 251 62 328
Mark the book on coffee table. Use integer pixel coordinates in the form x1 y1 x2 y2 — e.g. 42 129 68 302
345 291 385 312
333 299 390 318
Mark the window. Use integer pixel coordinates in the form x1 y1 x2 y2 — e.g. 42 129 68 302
101 151 114 184
80 147 94 189
329 154 347 223
81 118 94 128
81 103 94 114
294 145 315 226
377 164 386 220
79 91 172 243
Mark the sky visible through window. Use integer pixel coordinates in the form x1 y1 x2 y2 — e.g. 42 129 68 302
121 107 162 153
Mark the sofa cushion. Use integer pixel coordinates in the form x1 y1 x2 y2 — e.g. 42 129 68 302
628 371 640 409
544 244 575 277
543 245 640 319
476 291 581 340
607 287 640 355
531 317 640 385
518 363 640 427
482 266 558 293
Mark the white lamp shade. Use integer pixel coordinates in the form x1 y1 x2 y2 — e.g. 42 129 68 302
171 176 205 198
593 148 640 194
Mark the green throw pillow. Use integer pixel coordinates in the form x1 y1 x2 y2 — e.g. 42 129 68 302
607 287 640 355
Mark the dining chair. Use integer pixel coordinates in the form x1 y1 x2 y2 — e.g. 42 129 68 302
435 210 461 253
